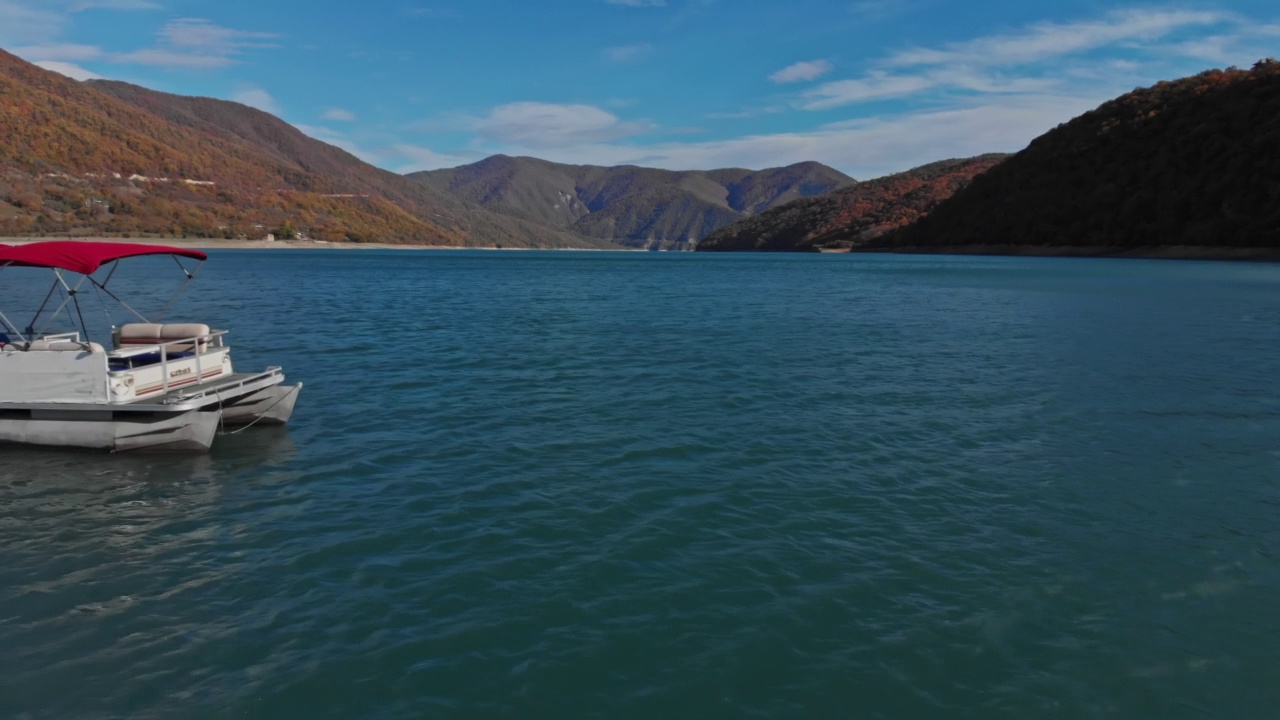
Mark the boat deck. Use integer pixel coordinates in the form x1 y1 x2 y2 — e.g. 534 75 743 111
0 368 285 413
143 370 281 406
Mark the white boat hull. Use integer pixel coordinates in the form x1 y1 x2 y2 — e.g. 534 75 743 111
0 408 221 452
220 383 302 426
0 372 301 453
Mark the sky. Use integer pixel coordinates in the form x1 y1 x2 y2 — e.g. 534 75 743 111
2 0 1278 179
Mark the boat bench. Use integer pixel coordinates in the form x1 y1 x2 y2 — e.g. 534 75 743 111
113 323 211 353
1 339 105 354
109 323 210 370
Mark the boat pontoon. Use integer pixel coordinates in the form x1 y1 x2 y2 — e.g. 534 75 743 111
0 241 301 452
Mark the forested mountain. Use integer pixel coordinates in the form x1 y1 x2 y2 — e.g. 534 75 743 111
410 156 855 250
872 59 1280 254
17 43 1269 256
696 156 1005 252
0 49 611 247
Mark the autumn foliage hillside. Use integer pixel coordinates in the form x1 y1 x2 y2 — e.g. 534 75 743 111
875 59 1280 252
696 156 1005 252
0 49 604 247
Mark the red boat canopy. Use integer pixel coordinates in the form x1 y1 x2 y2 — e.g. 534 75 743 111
0 241 207 275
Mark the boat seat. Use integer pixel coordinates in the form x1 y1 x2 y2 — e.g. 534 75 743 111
115 323 211 353
16 340 105 354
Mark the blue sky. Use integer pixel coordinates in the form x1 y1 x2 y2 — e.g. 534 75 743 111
3 1 1278 178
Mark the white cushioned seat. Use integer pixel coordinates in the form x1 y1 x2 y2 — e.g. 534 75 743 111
23 340 105 354
115 323 211 352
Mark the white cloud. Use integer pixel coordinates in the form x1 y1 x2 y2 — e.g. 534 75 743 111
113 18 276 69
0 0 157 46
707 105 786 120
474 102 653 148
291 123 394 165
293 123 340 140
1167 35 1239 64
887 8 1228 68
158 17 275 51
322 108 357 122
68 0 159 9
295 123 357 153
465 94 1100 179
769 60 833 84
33 60 101 80
801 72 935 109
787 7 1249 112
11 43 103 61
0 0 64 45
604 44 652 63
232 88 281 115
8 16 277 70
925 67 1058 94
114 48 238 68
393 144 480 172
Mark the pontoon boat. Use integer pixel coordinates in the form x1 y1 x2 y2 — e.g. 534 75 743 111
0 241 301 452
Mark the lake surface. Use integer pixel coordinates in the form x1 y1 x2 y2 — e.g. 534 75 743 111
2 250 1278 718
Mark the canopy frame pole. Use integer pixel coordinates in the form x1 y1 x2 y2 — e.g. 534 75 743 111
155 258 204 322
32 269 91 339
100 259 121 289
26 276 62 337
0 310 27 343
88 275 152 324
71 285 91 342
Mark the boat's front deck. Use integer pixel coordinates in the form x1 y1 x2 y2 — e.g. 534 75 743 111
139 368 287 410
0 368 285 414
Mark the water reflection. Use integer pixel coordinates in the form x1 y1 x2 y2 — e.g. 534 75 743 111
0 427 295 485
0 427 298 564
0 426 303 707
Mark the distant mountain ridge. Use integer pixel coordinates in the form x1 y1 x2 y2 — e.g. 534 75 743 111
0 49 610 248
696 155 1006 252
19 44 1270 257
872 59 1280 255
409 155 855 249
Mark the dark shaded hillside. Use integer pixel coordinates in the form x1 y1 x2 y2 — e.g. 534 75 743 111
0 49 608 247
874 59 1280 253
696 156 1005 252
410 156 855 249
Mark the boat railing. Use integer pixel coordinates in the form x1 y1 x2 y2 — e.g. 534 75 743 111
109 329 229 398
35 331 83 343
109 329 227 358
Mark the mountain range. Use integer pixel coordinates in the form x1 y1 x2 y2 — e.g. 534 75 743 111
5 44 1277 257
409 156 854 250
0 48 605 248
0 47 859 249
696 155 1006 252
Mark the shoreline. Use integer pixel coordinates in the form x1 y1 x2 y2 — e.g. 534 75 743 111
6 237 1278 262
847 244 1280 262
0 236 635 251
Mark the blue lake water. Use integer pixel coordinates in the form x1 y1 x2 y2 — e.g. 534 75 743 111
2 249 1279 718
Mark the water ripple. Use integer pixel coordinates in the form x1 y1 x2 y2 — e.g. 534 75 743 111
2 251 1279 718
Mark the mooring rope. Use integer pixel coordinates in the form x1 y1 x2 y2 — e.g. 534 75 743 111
218 384 302 436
